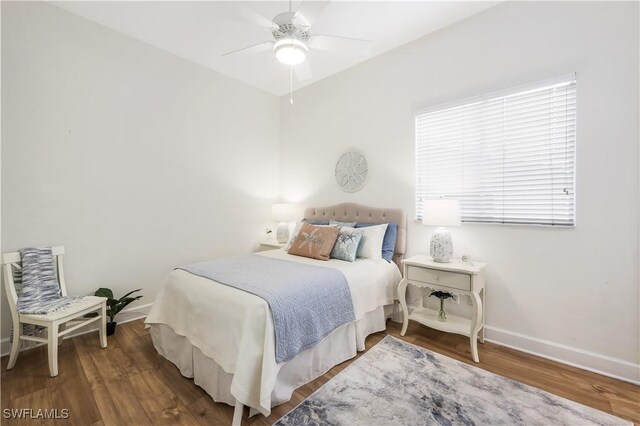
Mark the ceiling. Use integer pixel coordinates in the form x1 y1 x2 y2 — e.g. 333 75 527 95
52 1 498 96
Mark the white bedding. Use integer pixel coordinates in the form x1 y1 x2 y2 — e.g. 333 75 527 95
144 249 401 415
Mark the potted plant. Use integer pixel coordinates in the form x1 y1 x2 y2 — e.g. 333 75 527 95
429 290 455 322
94 288 143 336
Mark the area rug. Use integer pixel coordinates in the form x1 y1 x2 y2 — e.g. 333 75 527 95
274 336 630 426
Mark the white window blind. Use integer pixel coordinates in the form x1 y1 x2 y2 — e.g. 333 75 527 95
415 74 576 226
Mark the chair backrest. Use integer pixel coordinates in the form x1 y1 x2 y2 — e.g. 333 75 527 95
2 247 67 317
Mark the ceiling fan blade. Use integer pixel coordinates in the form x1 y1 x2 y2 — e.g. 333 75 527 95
292 1 330 29
239 6 279 31
222 41 274 57
309 34 373 56
294 62 313 81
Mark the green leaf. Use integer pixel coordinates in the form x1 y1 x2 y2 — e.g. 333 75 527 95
94 288 144 322
95 288 114 299
118 289 142 302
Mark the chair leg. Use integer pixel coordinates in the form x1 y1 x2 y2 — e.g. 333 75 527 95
7 323 22 370
99 303 107 348
47 325 59 377
58 324 65 346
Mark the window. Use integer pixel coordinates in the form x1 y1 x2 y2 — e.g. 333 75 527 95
415 74 576 226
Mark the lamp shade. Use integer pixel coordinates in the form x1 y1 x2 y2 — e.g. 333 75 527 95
271 203 298 222
421 199 461 227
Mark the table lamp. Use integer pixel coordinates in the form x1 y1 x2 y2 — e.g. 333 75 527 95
421 199 461 263
271 203 298 243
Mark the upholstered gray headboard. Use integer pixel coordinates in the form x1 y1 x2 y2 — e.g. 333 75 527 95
304 203 407 270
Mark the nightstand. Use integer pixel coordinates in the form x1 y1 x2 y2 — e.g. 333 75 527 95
398 255 486 362
257 241 287 252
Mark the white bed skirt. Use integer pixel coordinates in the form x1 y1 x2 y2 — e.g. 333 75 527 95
150 304 397 416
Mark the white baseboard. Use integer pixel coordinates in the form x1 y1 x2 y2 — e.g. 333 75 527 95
109 302 152 324
485 325 640 385
0 303 153 357
4 304 638 386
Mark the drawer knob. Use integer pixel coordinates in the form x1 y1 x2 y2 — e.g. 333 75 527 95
432 274 439 280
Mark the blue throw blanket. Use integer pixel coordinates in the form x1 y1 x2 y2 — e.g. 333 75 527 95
16 248 80 315
178 254 355 363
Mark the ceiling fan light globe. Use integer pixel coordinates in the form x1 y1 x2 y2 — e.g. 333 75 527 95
274 38 308 65
277 49 305 65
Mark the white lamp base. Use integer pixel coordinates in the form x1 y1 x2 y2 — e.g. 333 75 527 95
430 227 453 263
276 222 290 243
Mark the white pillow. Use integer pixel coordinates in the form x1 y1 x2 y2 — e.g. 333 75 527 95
356 223 388 260
285 221 303 251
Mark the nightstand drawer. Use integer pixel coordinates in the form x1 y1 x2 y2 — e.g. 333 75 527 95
406 266 471 291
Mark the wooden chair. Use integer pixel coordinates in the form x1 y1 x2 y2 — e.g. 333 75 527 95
2 246 107 377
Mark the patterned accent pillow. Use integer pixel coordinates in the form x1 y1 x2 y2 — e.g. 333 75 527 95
286 221 338 251
331 228 364 262
288 223 340 261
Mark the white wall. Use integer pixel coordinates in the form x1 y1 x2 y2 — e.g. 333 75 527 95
1 2 280 340
2 0 638 384
280 1 639 382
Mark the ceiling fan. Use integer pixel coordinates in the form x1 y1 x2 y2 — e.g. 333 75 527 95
223 1 373 82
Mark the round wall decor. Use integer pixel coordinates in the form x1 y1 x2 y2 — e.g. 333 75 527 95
335 149 369 193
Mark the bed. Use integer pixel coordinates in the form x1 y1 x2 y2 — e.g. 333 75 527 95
144 203 407 424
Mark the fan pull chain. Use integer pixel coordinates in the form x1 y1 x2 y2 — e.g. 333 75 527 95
290 64 294 105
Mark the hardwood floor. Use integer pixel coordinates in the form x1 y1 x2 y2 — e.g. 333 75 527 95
2 319 638 425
